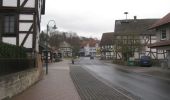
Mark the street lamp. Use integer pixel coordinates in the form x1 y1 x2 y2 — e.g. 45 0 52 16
45 20 57 74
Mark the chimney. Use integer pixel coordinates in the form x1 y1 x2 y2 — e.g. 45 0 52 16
134 16 137 21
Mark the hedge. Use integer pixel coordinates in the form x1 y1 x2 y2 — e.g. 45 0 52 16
0 42 27 58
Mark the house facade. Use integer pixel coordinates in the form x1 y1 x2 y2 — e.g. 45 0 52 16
79 39 99 57
59 41 72 57
149 13 170 68
0 0 45 54
100 32 114 60
113 17 166 63
0 1 46 99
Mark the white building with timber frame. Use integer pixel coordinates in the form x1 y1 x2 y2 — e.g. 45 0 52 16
0 0 45 54
113 17 167 65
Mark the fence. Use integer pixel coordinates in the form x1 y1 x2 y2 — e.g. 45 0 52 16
0 58 35 76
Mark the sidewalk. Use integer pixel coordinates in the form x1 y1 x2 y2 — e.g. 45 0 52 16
102 60 170 81
11 59 81 100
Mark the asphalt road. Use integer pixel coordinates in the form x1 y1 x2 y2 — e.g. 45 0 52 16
76 57 170 100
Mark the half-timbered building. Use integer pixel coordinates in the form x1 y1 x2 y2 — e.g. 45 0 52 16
0 0 45 54
113 17 166 64
100 32 114 60
149 12 170 68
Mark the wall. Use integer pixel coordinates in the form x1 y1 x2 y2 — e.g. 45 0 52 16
0 68 41 100
0 54 43 100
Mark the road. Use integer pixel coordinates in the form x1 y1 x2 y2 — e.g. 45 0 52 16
76 57 170 100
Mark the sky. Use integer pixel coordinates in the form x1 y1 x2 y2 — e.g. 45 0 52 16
41 0 170 39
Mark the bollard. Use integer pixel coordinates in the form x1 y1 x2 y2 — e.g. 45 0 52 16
72 59 74 64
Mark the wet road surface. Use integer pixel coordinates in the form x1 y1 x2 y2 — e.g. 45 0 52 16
76 57 170 100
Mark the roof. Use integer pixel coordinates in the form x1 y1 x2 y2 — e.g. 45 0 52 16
81 39 99 47
114 19 159 35
150 13 170 29
148 40 170 48
100 32 114 46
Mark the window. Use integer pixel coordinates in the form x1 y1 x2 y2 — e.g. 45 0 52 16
160 29 166 40
0 0 2 6
158 50 163 53
4 15 15 34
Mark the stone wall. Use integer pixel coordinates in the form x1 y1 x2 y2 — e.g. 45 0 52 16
0 54 43 100
0 68 41 100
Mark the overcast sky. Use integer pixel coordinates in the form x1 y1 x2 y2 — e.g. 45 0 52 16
41 0 170 39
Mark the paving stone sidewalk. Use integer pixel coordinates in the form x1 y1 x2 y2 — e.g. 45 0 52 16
70 65 135 100
11 60 80 100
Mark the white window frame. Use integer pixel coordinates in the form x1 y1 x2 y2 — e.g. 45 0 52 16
160 29 166 40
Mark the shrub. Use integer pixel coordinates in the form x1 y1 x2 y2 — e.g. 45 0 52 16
0 42 27 58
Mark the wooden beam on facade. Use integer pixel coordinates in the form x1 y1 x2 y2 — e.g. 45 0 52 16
21 0 28 7
19 31 33 34
2 34 17 37
16 0 20 46
0 7 36 14
41 0 46 14
19 20 33 23
20 24 33 46
32 14 36 51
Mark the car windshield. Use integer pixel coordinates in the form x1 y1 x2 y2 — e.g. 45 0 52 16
141 56 150 60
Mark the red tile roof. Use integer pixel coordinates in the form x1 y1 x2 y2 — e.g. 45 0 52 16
148 40 170 48
150 13 170 29
81 39 99 47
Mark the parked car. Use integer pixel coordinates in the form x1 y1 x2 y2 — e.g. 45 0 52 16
90 56 94 59
140 56 152 67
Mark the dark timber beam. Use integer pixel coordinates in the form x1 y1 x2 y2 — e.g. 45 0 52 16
20 24 33 46
32 14 36 51
16 0 20 46
41 0 46 14
19 20 33 23
21 0 28 7
0 7 36 14
19 31 33 34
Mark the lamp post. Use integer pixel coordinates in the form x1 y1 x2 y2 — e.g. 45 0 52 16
45 20 57 74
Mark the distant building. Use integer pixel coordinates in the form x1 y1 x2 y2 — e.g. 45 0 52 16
59 41 72 57
79 39 99 57
113 17 165 63
100 32 114 60
149 13 170 68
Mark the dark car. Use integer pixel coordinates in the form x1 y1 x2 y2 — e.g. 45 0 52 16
90 56 94 59
140 56 152 67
